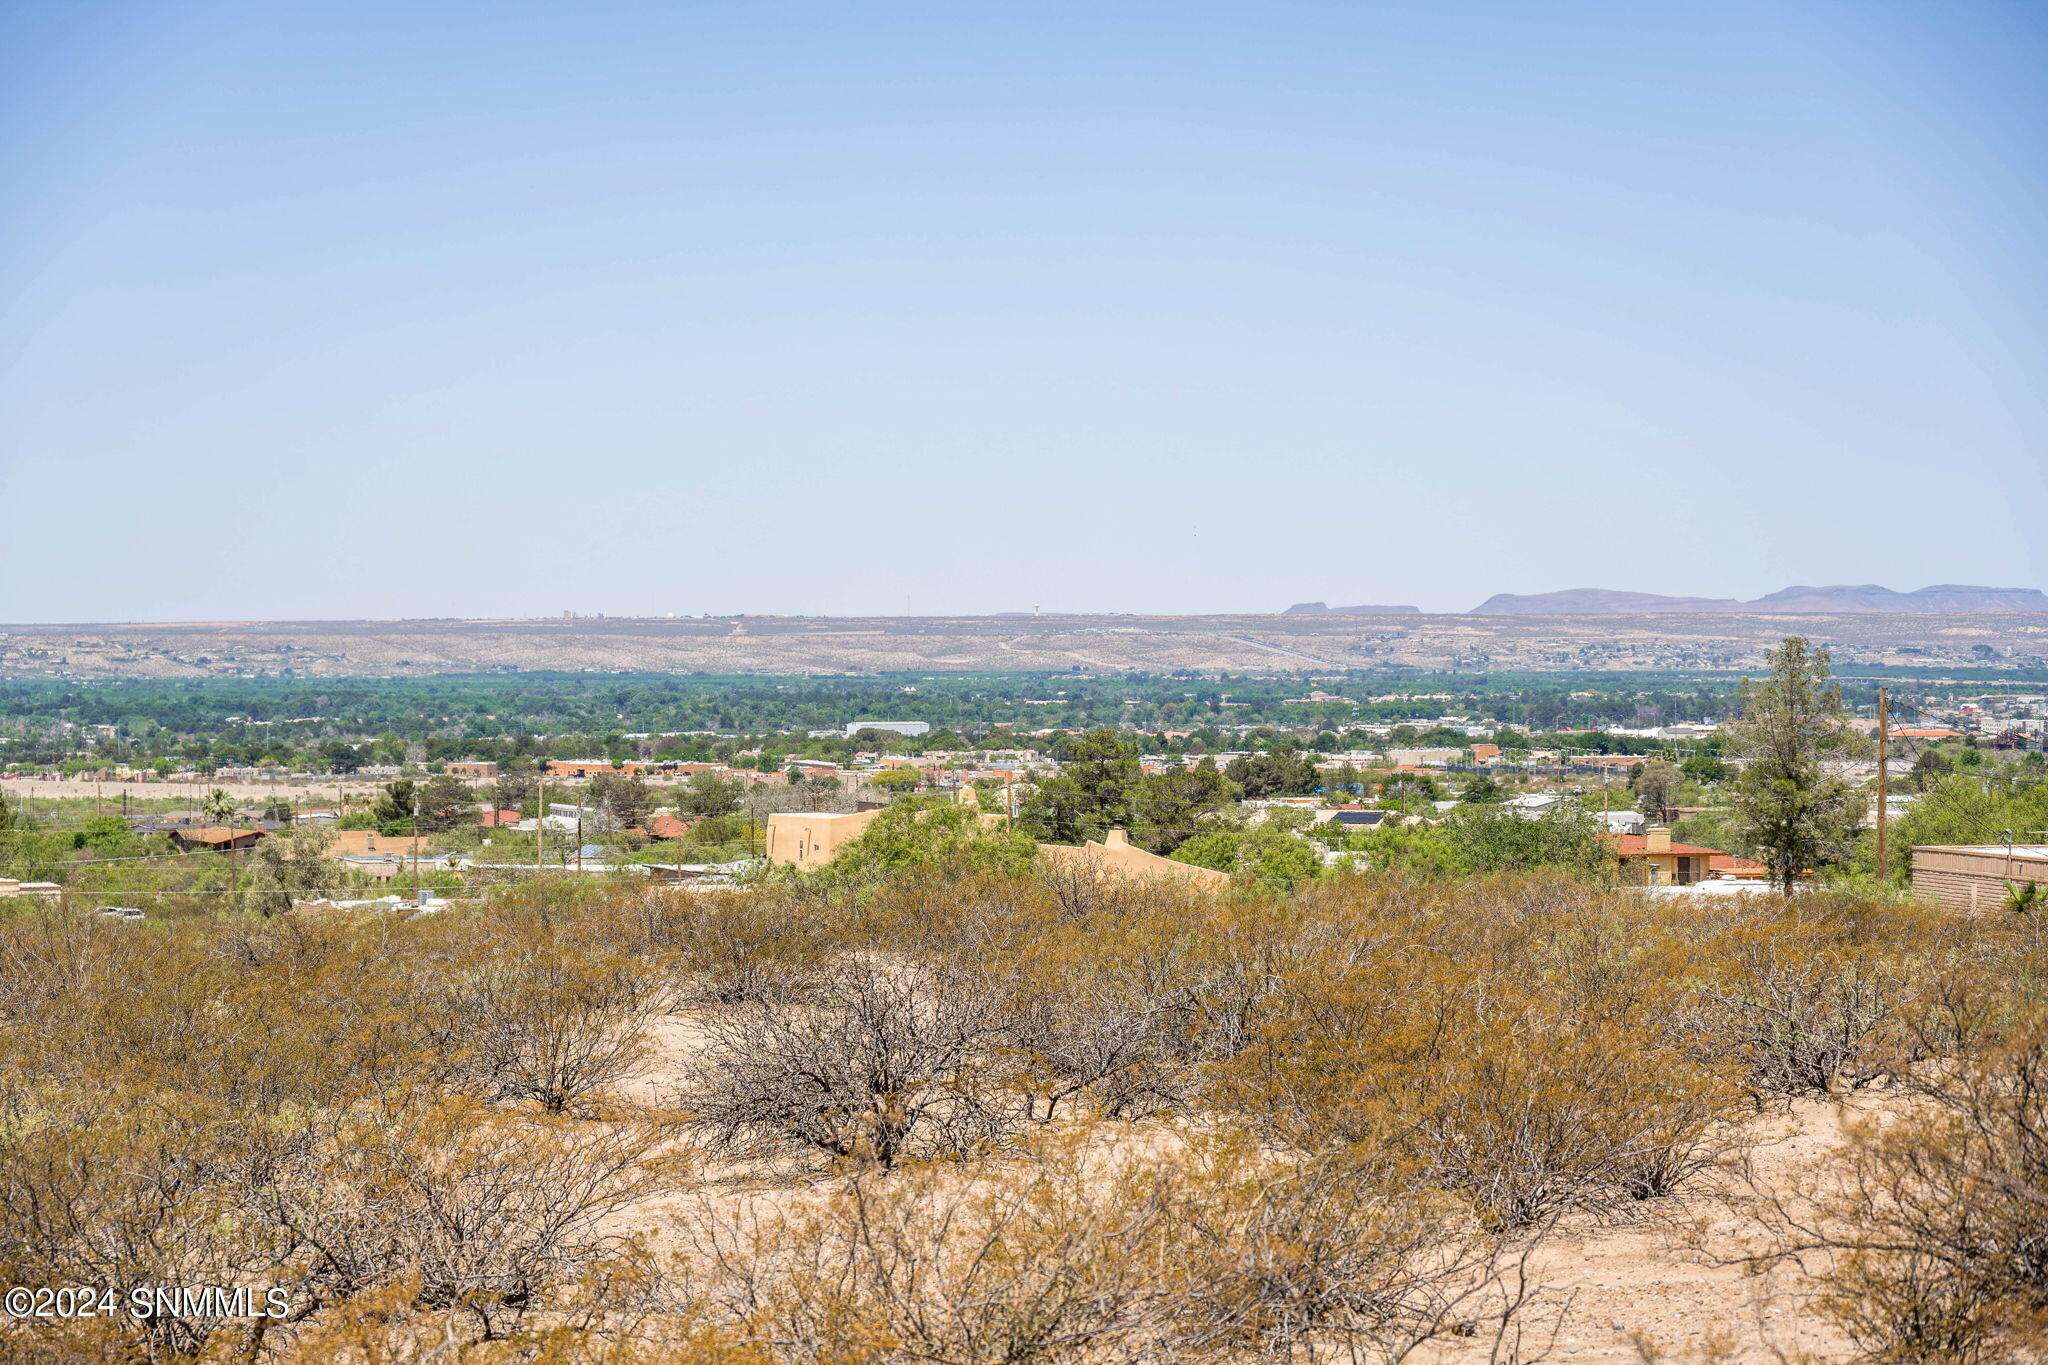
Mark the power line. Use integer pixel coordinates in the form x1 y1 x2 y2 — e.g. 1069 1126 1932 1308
0 846 267 865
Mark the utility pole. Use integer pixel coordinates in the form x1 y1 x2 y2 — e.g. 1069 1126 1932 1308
536 772 547 870
411 794 422 906
1875 687 1890 878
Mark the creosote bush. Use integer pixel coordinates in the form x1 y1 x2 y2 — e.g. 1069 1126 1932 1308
679 1132 1536 1365
2 863 2045 1361
0 889 679 1362
686 955 1017 1168
1744 1018 2048 1364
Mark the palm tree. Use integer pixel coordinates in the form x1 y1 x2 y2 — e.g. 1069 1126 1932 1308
2006 880 2045 915
202 788 236 829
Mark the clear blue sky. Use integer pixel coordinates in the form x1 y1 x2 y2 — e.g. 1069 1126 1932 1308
3 1 2043 621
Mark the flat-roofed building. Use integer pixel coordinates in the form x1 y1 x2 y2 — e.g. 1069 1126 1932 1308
766 807 1231 889
764 809 883 870
169 827 267 853
1912 844 2048 913
545 760 615 779
326 829 428 858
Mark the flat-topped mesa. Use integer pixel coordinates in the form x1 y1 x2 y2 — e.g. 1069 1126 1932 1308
1467 589 1742 615
1283 602 1423 615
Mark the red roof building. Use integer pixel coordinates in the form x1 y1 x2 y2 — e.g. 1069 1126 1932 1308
1707 853 1768 879
637 814 694 841
1603 829 1732 886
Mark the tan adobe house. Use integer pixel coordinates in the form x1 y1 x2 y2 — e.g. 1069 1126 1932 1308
764 806 1231 888
764 809 884 871
1604 828 1766 886
169 826 267 853
325 829 428 858
1036 829 1231 889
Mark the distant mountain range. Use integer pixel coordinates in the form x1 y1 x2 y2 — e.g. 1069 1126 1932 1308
1464 584 2048 615
1466 589 1744 614
1283 601 1422 616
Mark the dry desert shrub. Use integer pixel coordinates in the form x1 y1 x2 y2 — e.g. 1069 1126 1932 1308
680 1148 1181 1364
1035 858 1153 922
261 1274 754 1365
1163 1137 1545 1363
1410 1007 1738 1226
994 948 1196 1122
1675 938 1918 1099
1214 974 1739 1229
1741 1013 2048 1364
678 1133 1537 1365
0 900 686 1363
426 909 666 1115
656 884 841 1006
683 956 1019 1169
5 863 2046 1362
983 889 1296 1122
1201 878 1743 1228
255 1095 681 1343
0 1082 307 1361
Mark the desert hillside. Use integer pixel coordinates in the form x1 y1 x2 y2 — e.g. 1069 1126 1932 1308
3 611 2045 678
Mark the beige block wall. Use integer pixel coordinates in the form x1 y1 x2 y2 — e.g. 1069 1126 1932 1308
1911 847 2048 914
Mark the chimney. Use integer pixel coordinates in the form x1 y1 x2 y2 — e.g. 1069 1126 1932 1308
1104 828 1129 849
1645 827 1672 854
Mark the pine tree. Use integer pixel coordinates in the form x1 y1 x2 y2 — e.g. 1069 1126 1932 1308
1726 637 1865 892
